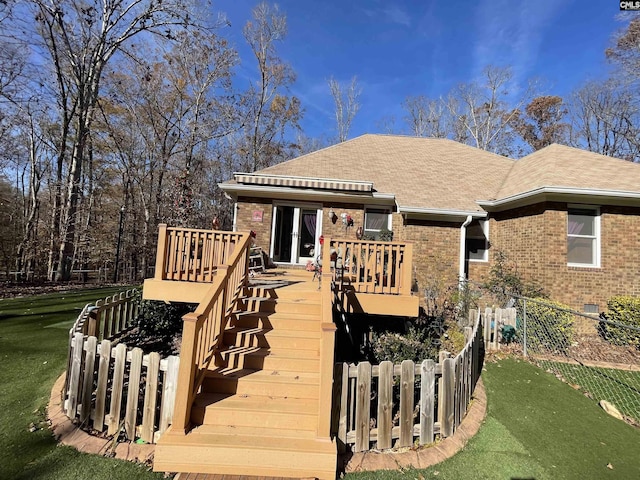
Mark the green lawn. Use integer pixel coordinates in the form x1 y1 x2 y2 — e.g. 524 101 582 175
3 290 640 480
536 360 640 423
346 358 640 480
0 287 165 480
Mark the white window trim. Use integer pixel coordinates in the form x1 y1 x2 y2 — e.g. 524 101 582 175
364 206 392 235
468 219 489 263
567 205 600 268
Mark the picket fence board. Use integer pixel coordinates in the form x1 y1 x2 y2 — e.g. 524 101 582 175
80 336 97 423
94 339 111 430
354 361 371 452
141 352 160 443
420 359 435 445
125 348 143 440
399 360 414 447
377 361 393 450
107 344 127 435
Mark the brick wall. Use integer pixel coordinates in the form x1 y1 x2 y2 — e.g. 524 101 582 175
469 203 640 311
235 198 273 252
236 196 640 311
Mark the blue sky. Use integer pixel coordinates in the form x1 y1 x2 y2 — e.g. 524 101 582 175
220 0 627 140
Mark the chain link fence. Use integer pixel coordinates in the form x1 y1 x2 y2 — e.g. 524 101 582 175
501 296 640 425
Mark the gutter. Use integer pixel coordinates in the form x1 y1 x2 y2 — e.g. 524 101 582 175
477 186 640 211
459 215 473 286
396 205 487 221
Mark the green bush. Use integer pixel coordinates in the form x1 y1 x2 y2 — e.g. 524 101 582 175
523 298 574 354
600 296 640 349
372 325 439 364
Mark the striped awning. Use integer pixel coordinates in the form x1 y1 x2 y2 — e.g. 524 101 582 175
234 173 373 193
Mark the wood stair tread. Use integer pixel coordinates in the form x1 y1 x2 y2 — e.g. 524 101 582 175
164 431 333 453
190 423 318 440
225 325 321 339
206 367 320 384
193 392 318 414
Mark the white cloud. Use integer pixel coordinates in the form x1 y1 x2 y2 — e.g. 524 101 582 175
362 4 412 28
473 0 566 90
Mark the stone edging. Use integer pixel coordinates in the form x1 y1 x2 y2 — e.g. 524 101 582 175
341 378 487 473
47 372 155 464
48 372 487 474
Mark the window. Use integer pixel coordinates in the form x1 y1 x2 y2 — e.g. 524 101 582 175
364 207 392 240
466 219 488 262
567 207 600 267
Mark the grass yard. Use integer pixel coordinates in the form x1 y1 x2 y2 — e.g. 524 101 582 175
346 358 640 480
3 289 640 480
536 359 640 423
0 287 165 480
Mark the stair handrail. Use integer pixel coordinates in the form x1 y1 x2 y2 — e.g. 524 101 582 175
171 231 252 434
317 237 338 438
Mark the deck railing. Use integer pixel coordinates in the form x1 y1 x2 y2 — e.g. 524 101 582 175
154 224 246 282
171 231 252 434
329 239 413 296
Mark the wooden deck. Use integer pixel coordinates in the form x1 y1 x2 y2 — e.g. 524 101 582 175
143 227 419 479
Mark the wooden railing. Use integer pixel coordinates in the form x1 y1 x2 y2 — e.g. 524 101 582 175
317 235 338 438
332 310 482 452
329 239 413 295
154 224 246 282
171 231 252 434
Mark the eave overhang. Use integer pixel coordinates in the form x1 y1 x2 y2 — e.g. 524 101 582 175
478 186 640 212
396 205 487 222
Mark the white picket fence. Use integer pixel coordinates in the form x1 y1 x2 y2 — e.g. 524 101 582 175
64 290 179 444
332 310 483 452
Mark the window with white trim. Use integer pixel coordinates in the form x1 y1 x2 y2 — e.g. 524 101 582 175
567 207 600 267
466 219 489 262
364 207 392 240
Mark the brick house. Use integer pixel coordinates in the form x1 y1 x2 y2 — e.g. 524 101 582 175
220 134 640 311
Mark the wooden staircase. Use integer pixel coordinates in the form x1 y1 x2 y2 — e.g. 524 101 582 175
154 281 337 479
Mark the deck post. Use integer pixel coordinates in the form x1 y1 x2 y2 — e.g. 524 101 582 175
317 237 336 438
155 224 168 280
171 313 199 434
400 243 413 296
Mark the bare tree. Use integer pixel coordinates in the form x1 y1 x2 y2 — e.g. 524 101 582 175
402 95 448 138
240 2 301 172
27 0 207 281
328 75 361 142
606 16 640 84
446 65 535 156
569 80 640 161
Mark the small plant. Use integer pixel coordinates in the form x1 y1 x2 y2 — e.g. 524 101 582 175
599 296 640 349
483 251 546 305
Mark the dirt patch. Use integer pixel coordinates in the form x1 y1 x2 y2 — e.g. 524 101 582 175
0 282 122 299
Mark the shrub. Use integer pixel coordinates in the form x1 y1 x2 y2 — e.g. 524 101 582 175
483 251 546 306
134 291 196 353
523 298 574 354
372 325 438 365
600 296 640 349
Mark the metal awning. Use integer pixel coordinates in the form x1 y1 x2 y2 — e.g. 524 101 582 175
234 173 373 193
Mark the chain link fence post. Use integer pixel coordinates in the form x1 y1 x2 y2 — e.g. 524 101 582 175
523 298 528 357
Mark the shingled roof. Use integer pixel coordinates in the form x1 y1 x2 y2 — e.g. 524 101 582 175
257 134 514 212
223 134 640 212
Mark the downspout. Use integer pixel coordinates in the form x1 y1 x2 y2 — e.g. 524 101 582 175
459 215 473 288
232 202 238 232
